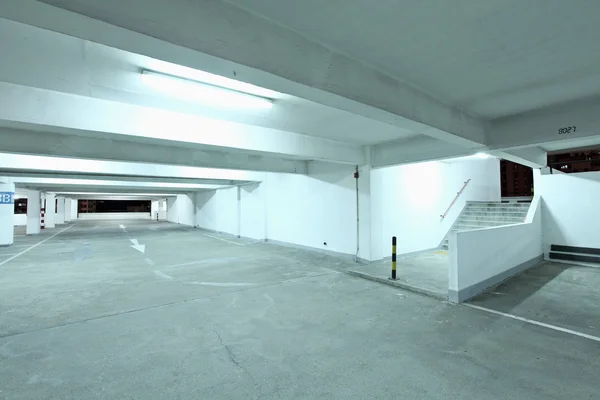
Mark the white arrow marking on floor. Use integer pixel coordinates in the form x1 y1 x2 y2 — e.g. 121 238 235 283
129 238 146 253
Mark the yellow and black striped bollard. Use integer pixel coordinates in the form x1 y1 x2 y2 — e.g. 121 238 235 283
390 236 397 280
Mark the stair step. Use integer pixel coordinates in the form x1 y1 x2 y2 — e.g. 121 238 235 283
465 208 529 214
469 202 530 207
467 204 529 209
459 217 525 224
463 211 527 216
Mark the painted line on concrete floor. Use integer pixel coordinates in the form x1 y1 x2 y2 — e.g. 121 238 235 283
464 303 600 343
0 225 75 267
154 270 173 280
201 233 245 246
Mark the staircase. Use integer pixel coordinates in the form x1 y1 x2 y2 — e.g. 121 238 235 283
441 202 530 250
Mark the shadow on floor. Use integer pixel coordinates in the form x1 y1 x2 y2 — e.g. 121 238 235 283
470 261 600 337
348 251 449 300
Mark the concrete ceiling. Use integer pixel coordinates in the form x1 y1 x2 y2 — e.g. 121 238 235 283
230 0 600 119
1 0 600 196
0 18 415 146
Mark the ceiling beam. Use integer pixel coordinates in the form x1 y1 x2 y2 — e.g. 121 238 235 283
2 0 486 148
0 153 267 182
0 126 309 174
490 147 547 169
12 177 226 191
371 136 485 168
6 172 241 185
488 96 600 150
0 82 362 165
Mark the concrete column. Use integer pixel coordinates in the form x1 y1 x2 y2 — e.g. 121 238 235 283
56 197 65 225
46 193 56 228
0 178 15 246
71 199 78 220
26 189 41 235
64 198 72 222
151 200 159 221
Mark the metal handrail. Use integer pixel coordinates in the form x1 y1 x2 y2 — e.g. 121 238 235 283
440 179 471 219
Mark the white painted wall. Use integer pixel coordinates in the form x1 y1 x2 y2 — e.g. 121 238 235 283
195 186 250 238
193 159 497 261
536 170 600 255
449 196 542 301
78 212 151 220
240 184 267 240
45 193 55 228
195 162 370 258
167 197 177 222
370 158 501 259
0 179 15 246
167 194 195 226
13 214 27 226
264 162 370 258
56 197 65 225
13 191 27 226
26 190 41 234
71 199 78 220
151 200 158 221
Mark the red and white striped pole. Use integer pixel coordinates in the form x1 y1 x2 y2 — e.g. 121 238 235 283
41 199 46 230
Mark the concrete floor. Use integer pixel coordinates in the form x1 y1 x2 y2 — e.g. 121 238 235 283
0 220 599 399
349 251 449 299
471 261 600 338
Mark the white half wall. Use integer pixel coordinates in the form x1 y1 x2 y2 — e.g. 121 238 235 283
536 170 600 255
370 158 501 260
167 194 195 226
64 198 72 222
78 212 151 220
448 196 543 302
13 214 27 226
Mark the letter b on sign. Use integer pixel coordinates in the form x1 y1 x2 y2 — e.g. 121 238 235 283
0 192 14 204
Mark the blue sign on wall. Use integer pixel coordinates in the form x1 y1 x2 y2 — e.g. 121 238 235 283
0 192 14 204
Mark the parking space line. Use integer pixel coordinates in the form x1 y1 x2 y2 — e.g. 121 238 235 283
0 225 74 267
464 303 600 343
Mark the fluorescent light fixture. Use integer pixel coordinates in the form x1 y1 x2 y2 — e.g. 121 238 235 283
474 152 490 159
144 62 279 98
141 70 273 109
